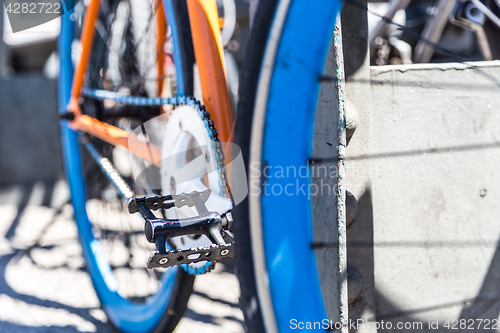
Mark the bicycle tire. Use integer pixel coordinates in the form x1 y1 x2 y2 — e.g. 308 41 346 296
234 0 342 332
58 1 196 332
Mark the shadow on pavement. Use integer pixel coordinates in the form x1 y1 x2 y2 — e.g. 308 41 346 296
0 181 244 332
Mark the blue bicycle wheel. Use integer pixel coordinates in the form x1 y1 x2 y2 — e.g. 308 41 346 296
234 0 342 332
58 1 196 332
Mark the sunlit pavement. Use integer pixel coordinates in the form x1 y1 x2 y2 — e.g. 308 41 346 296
0 181 244 333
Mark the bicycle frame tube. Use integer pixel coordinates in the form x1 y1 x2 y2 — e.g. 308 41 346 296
156 0 166 96
70 0 101 101
72 113 163 166
187 0 233 143
68 0 232 166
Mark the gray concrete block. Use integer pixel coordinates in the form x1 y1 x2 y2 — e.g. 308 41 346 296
0 76 63 184
347 60 500 332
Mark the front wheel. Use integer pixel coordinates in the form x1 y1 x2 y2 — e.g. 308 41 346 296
234 0 343 332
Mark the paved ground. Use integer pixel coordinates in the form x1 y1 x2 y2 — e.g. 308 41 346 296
0 181 245 333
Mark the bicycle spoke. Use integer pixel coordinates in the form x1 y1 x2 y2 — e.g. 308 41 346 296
131 0 162 55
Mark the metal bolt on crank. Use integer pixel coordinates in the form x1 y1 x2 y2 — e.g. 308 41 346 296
159 258 169 265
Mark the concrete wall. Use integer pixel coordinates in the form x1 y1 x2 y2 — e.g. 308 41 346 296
0 77 63 183
346 61 500 332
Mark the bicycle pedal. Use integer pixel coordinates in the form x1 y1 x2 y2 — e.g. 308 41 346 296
128 190 234 268
147 243 234 269
127 189 211 214
128 195 174 214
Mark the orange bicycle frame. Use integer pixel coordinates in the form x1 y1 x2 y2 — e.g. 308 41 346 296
67 0 233 167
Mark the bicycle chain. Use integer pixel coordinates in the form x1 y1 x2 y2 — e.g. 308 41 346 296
81 88 230 198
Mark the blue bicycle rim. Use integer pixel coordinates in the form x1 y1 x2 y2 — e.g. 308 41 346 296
260 0 341 331
58 1 186 331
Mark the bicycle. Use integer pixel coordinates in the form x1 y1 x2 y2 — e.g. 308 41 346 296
368 0 500 65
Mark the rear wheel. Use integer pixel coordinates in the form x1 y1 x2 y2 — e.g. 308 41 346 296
58 0 198 332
